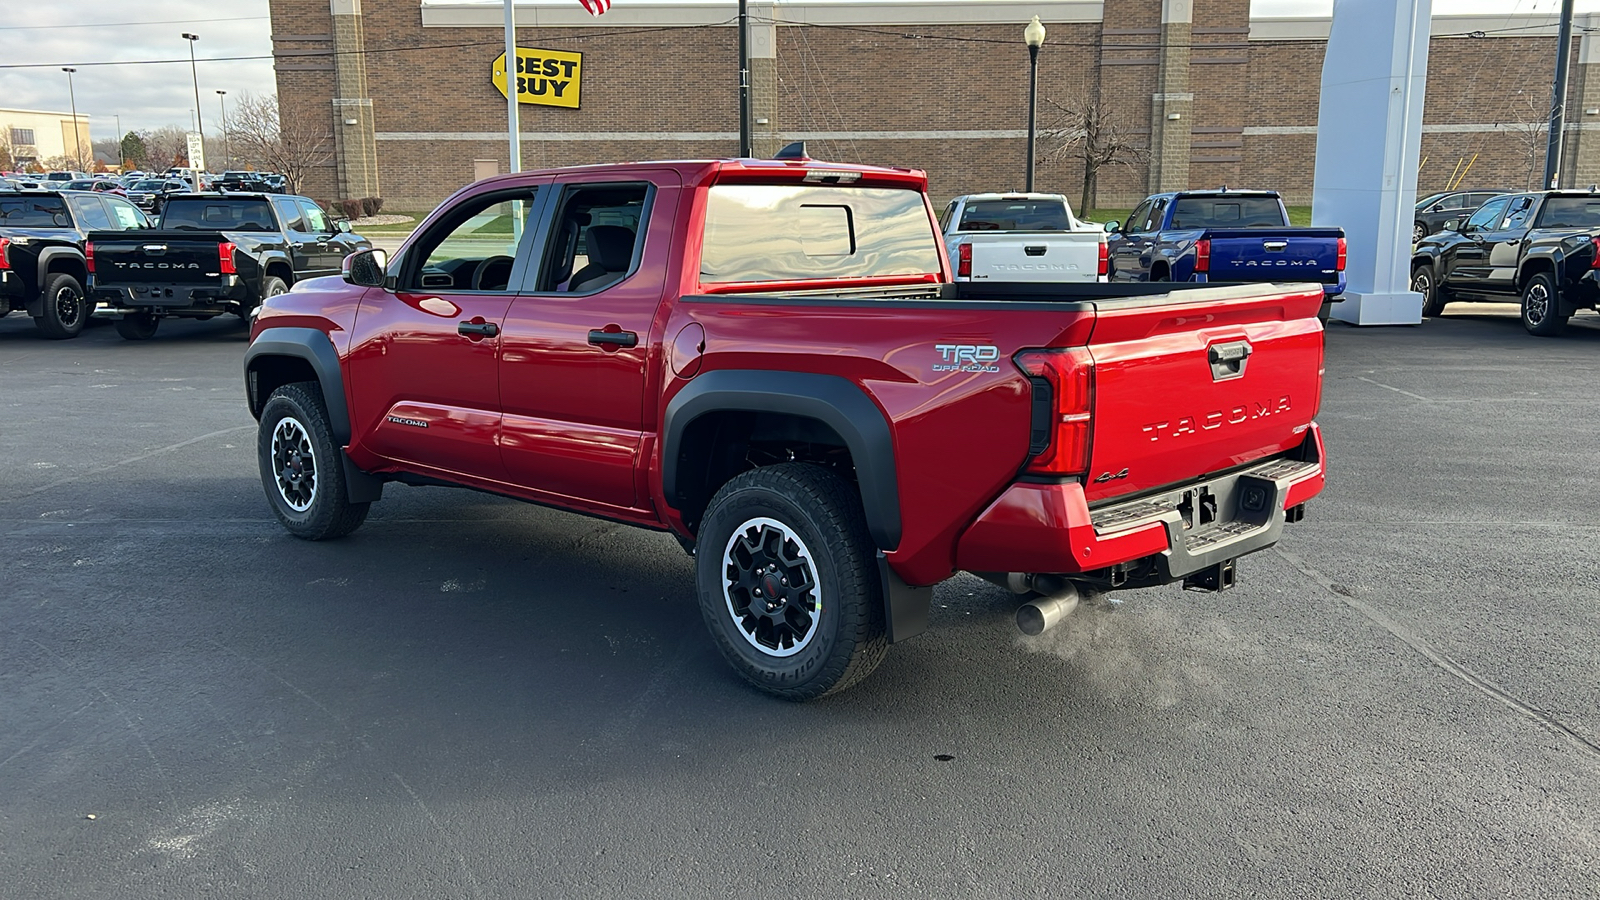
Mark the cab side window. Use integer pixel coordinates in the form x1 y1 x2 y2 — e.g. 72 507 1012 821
1143 199 1169 232
1498 196 1535 231
69 196 112 230
938 201 956 232
104 197 148 230
1465 197 1510 232
535 183 650 293
271 197 305 233
405 188 542 293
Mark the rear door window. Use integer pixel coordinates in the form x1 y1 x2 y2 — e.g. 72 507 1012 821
68 195 112 230
104 197 148 230
272 197 305 232
535 183 649 293
699 184 941 284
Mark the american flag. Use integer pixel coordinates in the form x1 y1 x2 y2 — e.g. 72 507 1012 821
578 0 611 15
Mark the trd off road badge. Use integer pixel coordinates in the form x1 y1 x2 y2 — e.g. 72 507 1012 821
934 344 1000 373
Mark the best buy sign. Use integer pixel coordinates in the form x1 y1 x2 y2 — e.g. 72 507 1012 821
492 48 582 109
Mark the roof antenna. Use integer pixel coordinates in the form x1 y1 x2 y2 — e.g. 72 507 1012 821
773 141 810 161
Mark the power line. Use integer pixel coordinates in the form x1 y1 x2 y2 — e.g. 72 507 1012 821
0 16 270 31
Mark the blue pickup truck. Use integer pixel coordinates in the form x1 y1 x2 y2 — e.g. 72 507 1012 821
1106 190 1346 298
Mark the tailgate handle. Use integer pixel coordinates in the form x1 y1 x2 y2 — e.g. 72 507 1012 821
142 244 168 254
1208 340 1253 380
1024 245 1047 256
1262 241 1288 252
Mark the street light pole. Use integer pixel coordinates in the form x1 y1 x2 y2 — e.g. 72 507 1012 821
62 67 83 172
216 90 229 170
1024 16 1046 192
1544 0 1576 188
181 32 204 190
738 0 751 157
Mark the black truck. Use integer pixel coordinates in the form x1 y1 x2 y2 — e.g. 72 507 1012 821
1411 189 1600 336
87 193 371 340
0 189 153 339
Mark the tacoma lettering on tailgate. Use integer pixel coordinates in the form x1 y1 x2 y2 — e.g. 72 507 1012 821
1141 396 1291 442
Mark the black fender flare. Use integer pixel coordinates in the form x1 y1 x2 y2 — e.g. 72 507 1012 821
661 369 902 552
243 327 350 445
28 247 87 316
1517 249 1580 315
256 251 295 284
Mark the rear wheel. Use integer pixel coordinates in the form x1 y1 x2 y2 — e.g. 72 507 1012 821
1520 271 1569 337
115 311 160 340
696 463 887 701
257 382 370 540
1412 264 1449 317
33 273 89 339
1413 222 1427 244
260 275 289 303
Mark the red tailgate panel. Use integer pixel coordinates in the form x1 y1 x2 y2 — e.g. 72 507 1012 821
1084 285 1325 504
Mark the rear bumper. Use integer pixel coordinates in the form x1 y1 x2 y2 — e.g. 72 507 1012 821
955 424 1325 586
0 269 23 301
1193 273 1345 296
93 277 249 308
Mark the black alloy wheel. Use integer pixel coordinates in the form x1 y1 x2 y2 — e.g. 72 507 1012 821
1520 271 1569 337
1413 222 1427 244
1412 265 1447 317
34 273 89 339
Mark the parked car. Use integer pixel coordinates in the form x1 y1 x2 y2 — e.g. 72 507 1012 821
937 192 1107 282
87 192 371 339
1410 189 1600 335
1413 189 1510 243
126 179 189 214
218 171 279 193
1106 189 1347 302
243 155 1327 700
62 179 127 196
44 171 89 182
0 189 151 338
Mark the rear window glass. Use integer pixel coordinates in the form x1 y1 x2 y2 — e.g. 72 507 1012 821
160 199 277 231
1170 197 1287 228
1535 197 1600 228
957 200 1071 231
0 196 70 227
699 184 940 283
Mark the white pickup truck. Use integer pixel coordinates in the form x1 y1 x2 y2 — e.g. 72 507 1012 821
937 193 1107 282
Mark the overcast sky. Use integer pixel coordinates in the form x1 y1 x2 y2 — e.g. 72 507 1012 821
0 0 1585 140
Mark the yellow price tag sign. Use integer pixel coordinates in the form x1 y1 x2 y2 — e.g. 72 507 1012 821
492 48 582 109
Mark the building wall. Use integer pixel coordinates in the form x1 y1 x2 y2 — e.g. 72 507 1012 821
269 1 1595 212
1 108 92 170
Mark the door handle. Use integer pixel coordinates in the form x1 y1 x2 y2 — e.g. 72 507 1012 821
458 321 499 338
588 329 638 348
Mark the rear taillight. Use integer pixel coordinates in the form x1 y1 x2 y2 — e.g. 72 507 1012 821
957 242 971 278
1336 236 1347 271
84 241 94 274
0 237 10 271
1014 348 1095 476
1097 240 1108 277
219 242 237 275
1590 236 1600 269
1194 238 1211 274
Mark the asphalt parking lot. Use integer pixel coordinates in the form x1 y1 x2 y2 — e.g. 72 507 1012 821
2 306 1598 899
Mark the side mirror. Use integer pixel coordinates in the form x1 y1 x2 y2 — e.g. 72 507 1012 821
1106 220 1122 234
335 219 352 233
1431 203 1444 212
342 248 388 287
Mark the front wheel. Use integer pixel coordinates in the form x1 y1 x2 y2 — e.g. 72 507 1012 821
696 463 887 701
1520 271 1569 337
33 272 90 339
257 382 369 540
1412 264 1449 317
1413 222 1428 244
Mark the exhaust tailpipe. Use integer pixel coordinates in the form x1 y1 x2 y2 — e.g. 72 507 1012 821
1016 582 1081 636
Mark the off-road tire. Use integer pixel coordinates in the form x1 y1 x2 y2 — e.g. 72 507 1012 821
260 275 289 303
1412 263 1449 317
33 272 90 339
257 382 369 540
115 311 160 340
1520 271 1568 337
696 463 887 701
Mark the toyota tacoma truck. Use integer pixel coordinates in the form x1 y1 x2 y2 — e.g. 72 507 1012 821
244 152 1327 700
937 192 1108 283
1107 190 1346 302
86 192 370 340
1 189 151 338
1409 189 1600 335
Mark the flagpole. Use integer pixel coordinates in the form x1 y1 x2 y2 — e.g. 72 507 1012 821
504 0 521 175
738 0 751 157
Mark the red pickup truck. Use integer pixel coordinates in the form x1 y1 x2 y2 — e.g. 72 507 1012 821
244 152 1326 700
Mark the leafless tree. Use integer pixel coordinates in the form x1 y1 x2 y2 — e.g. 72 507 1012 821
1505 91 1549 191
138 126 191 172
0 125 19 171
1038 95 1149 216
225 92 331 193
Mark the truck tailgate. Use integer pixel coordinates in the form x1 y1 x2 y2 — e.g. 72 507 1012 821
961 233 1103 282
87 231 229 287
1202 227 1343 286
1083 283 1324 504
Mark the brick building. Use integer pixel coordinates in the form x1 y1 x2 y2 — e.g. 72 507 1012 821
268 0 1600 210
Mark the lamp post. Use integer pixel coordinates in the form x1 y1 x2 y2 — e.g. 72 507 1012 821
1024 16 1046 192
62 67 84 172
216 90 229 171
181 32 204 190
